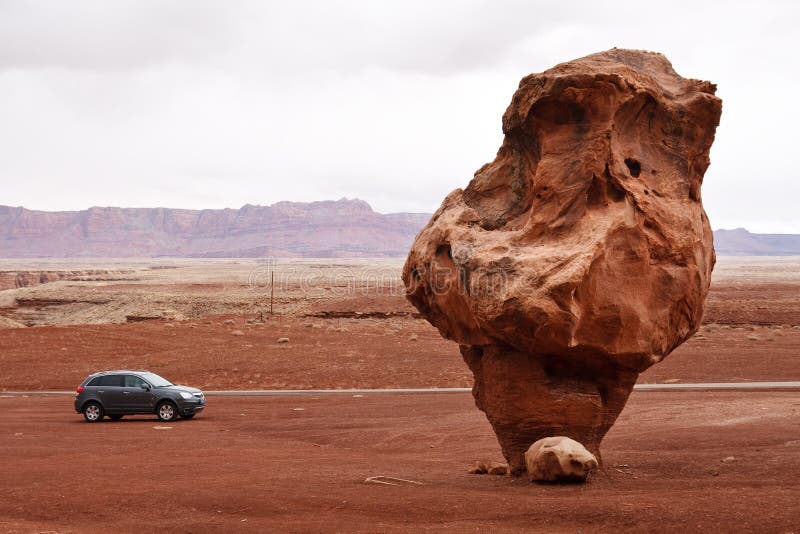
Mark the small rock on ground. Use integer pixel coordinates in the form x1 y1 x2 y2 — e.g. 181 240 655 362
486 461 508 476
468 461 488 475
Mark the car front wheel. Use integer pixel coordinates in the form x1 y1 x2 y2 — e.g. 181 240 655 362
83 402 104 423
157 401 177 422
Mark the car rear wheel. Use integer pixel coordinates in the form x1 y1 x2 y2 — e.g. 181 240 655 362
83 402 104 423
109 414 123 421
157 401 177 422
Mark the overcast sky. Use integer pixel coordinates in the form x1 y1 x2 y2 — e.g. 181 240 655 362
1 0 797 232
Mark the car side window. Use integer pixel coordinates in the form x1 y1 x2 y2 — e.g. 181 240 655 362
124 375 147 388
95 375 124 387
87 377 102 386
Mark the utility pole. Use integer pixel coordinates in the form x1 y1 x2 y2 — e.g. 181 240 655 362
270 269 274 316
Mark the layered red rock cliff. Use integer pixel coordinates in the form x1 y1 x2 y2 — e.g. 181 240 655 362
0 271 68 291
0 199 430 258
0 270 130 291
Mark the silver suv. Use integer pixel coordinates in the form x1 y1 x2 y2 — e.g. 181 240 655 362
74 370 206 422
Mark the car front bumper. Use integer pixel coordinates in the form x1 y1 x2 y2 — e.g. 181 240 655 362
177 397 206 416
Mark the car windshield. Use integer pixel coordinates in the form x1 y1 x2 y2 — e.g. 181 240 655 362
139 372 173 387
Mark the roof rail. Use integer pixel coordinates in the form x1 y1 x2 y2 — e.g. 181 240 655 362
97 369 152 374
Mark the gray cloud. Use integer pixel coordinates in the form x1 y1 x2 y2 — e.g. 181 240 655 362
0 0 238 71
0 0 798 232
0 0 579 76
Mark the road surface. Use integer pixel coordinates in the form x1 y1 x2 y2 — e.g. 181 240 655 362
3 381 800 396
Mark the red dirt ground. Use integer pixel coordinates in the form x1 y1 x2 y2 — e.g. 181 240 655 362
0 313 798 391
3 276 800 391
1 392 799 532
1 268 799 531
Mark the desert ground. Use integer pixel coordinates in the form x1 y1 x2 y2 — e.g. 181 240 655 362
1 392 799 533
1 256 799 532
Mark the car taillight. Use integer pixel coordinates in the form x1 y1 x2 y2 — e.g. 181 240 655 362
76 386 84 394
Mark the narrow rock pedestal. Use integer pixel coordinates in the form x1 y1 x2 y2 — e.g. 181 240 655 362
461 345 637 474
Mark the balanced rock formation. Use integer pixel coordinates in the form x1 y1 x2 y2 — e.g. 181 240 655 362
525 436 598 483
402 49 721 474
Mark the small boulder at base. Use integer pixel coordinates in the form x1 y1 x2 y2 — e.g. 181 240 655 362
525 437 598 483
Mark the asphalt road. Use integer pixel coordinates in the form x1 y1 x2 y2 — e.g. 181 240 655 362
3 382 800 396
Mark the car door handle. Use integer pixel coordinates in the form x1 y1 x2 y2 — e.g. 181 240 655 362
98 390 105 394
123 391 130 395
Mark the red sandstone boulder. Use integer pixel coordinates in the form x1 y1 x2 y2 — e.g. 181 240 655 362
403 49 721 474
525 436 598 483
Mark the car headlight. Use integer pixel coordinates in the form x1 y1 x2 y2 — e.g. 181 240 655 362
179 391 193 399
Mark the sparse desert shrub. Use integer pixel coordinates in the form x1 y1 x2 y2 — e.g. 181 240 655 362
410 333 419 341
223 319 235 326
327 326 349 333
747 335 759 341
231 330 244 336
164 323 175 328
277 337 290 343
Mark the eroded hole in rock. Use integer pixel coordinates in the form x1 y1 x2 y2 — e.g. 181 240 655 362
435 244 452 259
624 158 641 177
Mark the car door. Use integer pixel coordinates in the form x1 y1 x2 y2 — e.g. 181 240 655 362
97 374 126 412
123 374 155 413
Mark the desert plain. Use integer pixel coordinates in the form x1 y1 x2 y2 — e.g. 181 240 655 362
1 256 799 532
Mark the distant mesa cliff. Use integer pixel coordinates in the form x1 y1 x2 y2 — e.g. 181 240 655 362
713 228 800 256
0 200 797 258
0 199 431 258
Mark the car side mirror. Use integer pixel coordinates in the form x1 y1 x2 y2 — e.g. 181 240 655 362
140 384 151 391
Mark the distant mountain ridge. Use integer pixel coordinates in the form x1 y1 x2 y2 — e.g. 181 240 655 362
1 200 797 257
0 199 431 258
713 228 800 256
